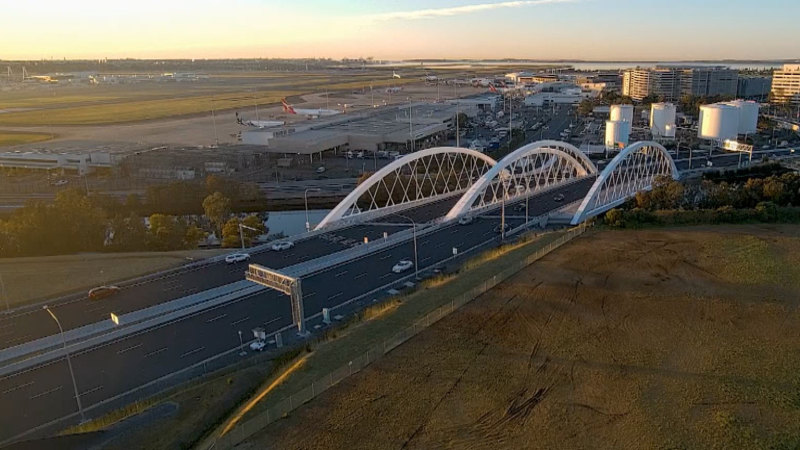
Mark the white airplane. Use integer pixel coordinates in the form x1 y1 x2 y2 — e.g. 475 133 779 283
281 98 342 117
235 112 283 128
392 71 402 79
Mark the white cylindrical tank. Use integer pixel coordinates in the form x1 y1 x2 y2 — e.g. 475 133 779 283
609 104 634 124
650 102 677 138
605 120 630 149
698 104 738 141
725 100 759 135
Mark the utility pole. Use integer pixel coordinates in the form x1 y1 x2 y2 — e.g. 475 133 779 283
211 99 219 146
0 273 8 312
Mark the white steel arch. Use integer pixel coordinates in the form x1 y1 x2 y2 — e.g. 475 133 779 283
445 140 597 220
570 141 679 224
316 147 497 229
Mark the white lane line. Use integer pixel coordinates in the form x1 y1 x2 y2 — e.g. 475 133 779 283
205 313 228 323
80 385 103 397
4 334 31 346
380 254 392 260
421 257 431 263
180 347 205 359
334 270 348 278
353 273 367 280
328 292 344 301
144 347 168 358
2 381 34 395
305 292 317 298
230 316 250 326
464 231 472 236
264 316 282 326
30 385 62 400
435 242 446 248
379 273 392 280
116 343 143 355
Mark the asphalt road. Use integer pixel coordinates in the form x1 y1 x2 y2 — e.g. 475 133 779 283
0 179 593 443
0 196 462 352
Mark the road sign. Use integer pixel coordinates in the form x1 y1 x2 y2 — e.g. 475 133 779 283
110 312 120 326
246 264 307 336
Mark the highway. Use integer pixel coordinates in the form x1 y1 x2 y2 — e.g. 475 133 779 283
0 195 466 352
0 178 594 443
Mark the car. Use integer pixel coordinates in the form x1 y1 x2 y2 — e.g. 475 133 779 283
249 341 267 351
553 193 565 202
392 259 414 273
225 253 251 264
51 179 68 187
376 151 388 159
458 215 474 225
88 285 121 300
494 223 511 234
345 151 355 159
388 151 400 159
315 166 326 174
356 151 365 159
271 241 294 251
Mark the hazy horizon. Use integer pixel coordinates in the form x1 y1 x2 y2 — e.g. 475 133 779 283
2 0 799 61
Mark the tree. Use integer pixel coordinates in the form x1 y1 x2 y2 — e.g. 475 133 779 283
221 217 242 248
202 191 231 234
108 213 147 251
763 177 787 204
184 225 206 248
147 214 187 251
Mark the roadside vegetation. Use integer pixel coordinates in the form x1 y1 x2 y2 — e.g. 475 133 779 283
602 164 800 228
0 175 267 257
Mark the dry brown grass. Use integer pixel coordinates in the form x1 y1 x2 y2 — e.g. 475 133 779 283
244 224 800 450
0 248 228 307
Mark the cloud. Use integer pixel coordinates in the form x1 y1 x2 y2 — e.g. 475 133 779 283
367 0 576 21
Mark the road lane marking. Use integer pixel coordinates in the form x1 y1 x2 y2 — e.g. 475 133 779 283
30 385 62 400
2 381 34 395
230 316 250 326
379 254 391 260
117 343 143 355
353 273 367 280
379 273 392 279
334 270 348 278
4 334 31 346
144 347 168 358
80 385 103 397
328 292 344 301
180 347 205 359
421 257 431 263
205 313 228 323
305 292 316 298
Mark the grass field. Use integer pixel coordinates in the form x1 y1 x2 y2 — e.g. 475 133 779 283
245 224 800 449
0 131 53 147
0 248 228 307
0 74 419 126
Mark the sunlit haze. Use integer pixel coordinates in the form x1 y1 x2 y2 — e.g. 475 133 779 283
2 0 798 60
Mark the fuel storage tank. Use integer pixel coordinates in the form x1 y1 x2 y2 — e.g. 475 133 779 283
698 104 738 142
724 100 759 135
650 102 676 138
605 120 630 150
609 104 634 124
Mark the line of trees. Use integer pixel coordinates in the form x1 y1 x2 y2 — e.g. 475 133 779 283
603 169 800 228
0 176 269 257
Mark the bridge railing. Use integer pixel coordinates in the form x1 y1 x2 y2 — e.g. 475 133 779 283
209 222 589 450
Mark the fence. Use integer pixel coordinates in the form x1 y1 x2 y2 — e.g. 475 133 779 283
210 222 588 449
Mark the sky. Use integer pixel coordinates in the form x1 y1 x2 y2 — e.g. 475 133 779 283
1 0 798 61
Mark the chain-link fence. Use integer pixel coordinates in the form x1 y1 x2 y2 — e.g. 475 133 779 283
211 223 587 449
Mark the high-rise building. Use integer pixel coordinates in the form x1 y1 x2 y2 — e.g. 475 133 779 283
623 66 738 101
771 64 800 106
737 76 772 100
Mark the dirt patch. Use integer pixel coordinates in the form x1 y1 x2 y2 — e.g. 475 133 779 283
244 225 800 449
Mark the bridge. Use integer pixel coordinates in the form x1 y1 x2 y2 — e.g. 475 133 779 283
0 138 766 446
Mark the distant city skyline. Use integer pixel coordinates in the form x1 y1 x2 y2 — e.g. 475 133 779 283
2 0 799 61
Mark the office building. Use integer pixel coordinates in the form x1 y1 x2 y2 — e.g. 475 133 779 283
623 66 739 101
771 64 800 106
737 76 771 100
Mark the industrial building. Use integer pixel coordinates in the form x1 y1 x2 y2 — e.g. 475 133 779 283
0 152 113 175
239 99 486 161
623 66 739 101
771 64 800 106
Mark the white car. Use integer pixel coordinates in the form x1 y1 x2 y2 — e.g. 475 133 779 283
271 241 294 251
225 253 251 264
249 341 266 351
392 259 414 274
458 216 474 225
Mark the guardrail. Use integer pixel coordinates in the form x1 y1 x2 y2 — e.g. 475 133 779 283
209 223 588 449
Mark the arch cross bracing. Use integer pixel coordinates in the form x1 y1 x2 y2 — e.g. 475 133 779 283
316 147 497 229
570 141 679 225
445 140 597 221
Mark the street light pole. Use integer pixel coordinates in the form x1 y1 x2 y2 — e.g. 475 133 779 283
44 306 85 423
501 192 506 240
210 99 219 147
238 223 261 250
238 330 246 356
304 188 321 232
0 273 9 312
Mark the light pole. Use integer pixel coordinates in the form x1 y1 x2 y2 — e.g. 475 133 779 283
0 273 8 312
238 330 246 356
397 214 419 280
210 98 219 146
304 188 321 232
238 223 261 250
44 306 85 423
501 190 506 240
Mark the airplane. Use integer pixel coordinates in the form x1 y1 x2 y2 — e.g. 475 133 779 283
235 112 284 128
392 71 402 79
281 98 342 117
